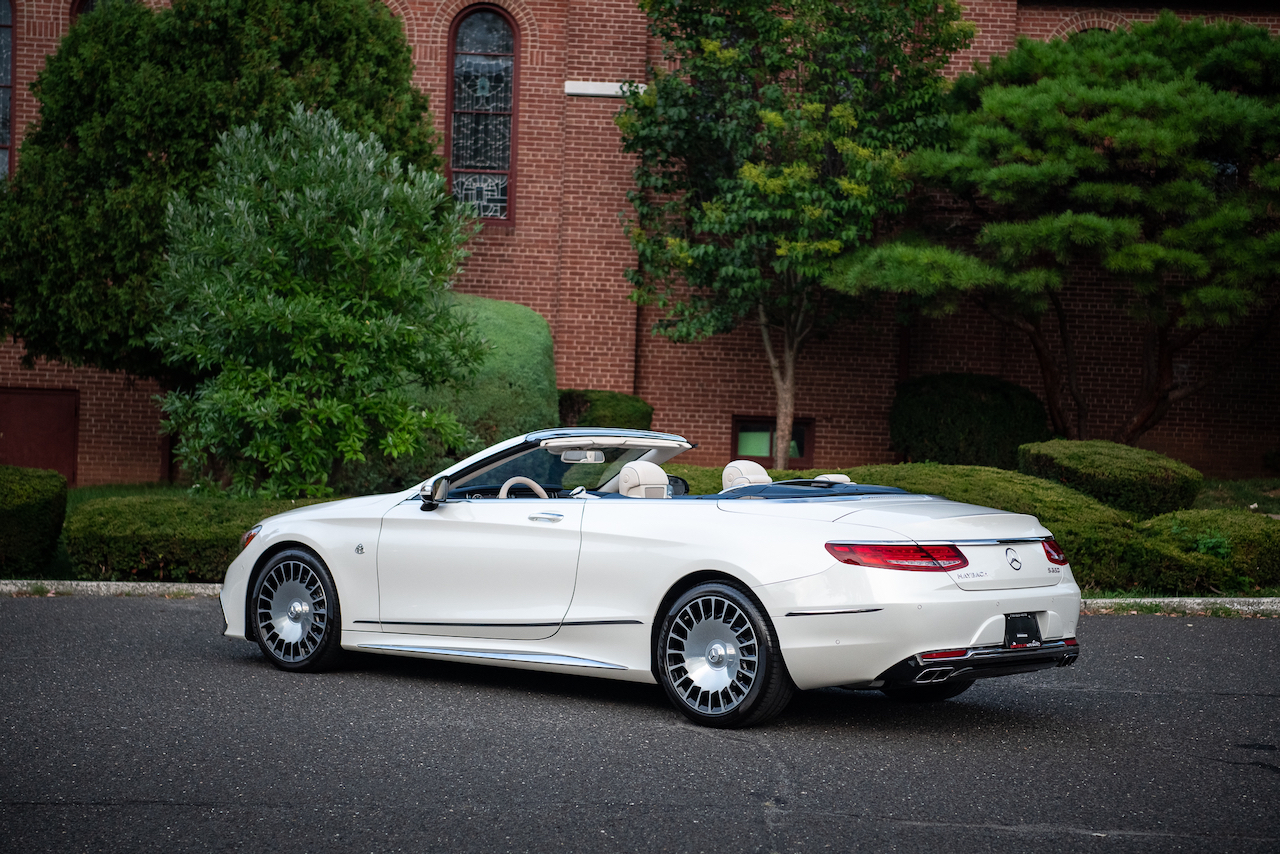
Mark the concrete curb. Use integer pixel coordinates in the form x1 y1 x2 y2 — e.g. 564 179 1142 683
1082 597 1280 616
3 582 1277 615
2 580 222 598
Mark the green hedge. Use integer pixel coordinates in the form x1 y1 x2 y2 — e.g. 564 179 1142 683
675 460 1279 593
890 373 1051 469
424 294 559 446
66 495 329 582
559 389 654 431
0 466 68 577
1018 439 1203 518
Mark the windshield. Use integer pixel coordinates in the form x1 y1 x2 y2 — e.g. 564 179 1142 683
453 445 653 493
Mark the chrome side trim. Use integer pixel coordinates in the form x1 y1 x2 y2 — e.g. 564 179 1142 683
355 643 628 671
784 608 884 617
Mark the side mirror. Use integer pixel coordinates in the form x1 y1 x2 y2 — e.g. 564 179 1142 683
420 477 451 511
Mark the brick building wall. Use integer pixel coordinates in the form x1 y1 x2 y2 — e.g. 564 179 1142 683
3 0 1277 483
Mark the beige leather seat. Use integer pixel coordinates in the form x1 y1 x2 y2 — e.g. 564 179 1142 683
619 460 671 498
721 460 772 491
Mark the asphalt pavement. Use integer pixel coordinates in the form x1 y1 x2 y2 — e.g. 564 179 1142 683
1 597 1276 853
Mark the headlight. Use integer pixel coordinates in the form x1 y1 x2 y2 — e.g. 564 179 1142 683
241 525 263 550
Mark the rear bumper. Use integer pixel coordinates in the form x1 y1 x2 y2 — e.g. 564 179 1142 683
874 639 1080 688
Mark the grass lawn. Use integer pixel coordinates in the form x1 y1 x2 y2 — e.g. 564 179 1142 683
1194 478 1280 515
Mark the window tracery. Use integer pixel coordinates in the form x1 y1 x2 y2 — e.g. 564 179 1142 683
0 0 11 177
449 7 516 220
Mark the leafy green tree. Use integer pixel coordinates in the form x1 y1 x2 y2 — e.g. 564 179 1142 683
829 14 1280 443
617 0 972 468
149 106 482 498
0 0 438 379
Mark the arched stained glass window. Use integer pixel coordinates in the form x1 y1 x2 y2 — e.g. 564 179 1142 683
1 0 12 177
449 7 516 220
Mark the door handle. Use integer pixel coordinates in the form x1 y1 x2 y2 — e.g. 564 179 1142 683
528 512 564 523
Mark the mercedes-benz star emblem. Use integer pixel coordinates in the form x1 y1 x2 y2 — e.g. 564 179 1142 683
1005 547 1022 571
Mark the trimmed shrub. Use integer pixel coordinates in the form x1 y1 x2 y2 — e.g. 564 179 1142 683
890 374 1051 469
559 389 654 431
423 295 559 447
1018 439 1203 518
66 496 329 583
0 466 68 577
1138 510 1280 592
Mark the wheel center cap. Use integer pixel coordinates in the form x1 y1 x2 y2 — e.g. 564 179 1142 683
287 600 310 621
706 642 733 668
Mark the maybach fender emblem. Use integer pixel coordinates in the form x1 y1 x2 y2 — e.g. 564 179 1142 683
1006 547 1022 571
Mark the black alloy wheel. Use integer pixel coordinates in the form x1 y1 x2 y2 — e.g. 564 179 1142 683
656 581 794 728
251 548 344 672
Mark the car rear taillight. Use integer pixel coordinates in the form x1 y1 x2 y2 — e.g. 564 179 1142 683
825 542 969 571
1042 538 1069 565
921 648 968 660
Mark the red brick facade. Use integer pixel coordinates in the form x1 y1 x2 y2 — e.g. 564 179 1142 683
3 1 1278 483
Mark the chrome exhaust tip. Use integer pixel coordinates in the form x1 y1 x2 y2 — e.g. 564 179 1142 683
915 667 954 683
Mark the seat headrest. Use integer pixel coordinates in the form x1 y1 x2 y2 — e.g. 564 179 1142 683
721 459 772 491
619 460 671 498
815 473 852 483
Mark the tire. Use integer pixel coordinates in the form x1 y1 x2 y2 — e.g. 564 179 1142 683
656 581 794 728
880 679 974 703
250 548 343 672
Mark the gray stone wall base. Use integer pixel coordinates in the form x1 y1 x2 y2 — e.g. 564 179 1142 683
4 581 1279 616
1 580 222 597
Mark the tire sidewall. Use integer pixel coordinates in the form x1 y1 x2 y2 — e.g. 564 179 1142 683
251 547 342 673
656 581 781 728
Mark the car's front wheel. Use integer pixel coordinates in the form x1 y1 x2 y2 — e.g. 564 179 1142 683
656 581 794 728
251 548 343 672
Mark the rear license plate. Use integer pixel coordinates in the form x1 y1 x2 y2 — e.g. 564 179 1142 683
1005 613 1042 649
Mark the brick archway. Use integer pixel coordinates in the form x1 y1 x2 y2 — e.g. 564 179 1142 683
426 0 543 68
1047 10 1131 41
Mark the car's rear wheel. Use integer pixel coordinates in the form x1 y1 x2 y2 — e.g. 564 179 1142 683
251 549 343 672
656 581 794 728
880 679 974 702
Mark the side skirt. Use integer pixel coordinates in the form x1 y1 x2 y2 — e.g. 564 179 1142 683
339 629 658 684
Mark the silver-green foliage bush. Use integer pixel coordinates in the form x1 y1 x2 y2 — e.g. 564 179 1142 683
150 105 484 497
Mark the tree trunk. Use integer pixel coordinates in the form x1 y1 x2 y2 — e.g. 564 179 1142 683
758 304 799 472
1114 300 1278 445
1048 291 1088 439
980 303 1077 439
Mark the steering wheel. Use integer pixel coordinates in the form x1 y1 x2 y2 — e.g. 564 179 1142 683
498 476 550 499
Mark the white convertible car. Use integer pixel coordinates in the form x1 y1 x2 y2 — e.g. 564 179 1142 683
220 428 1081 727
